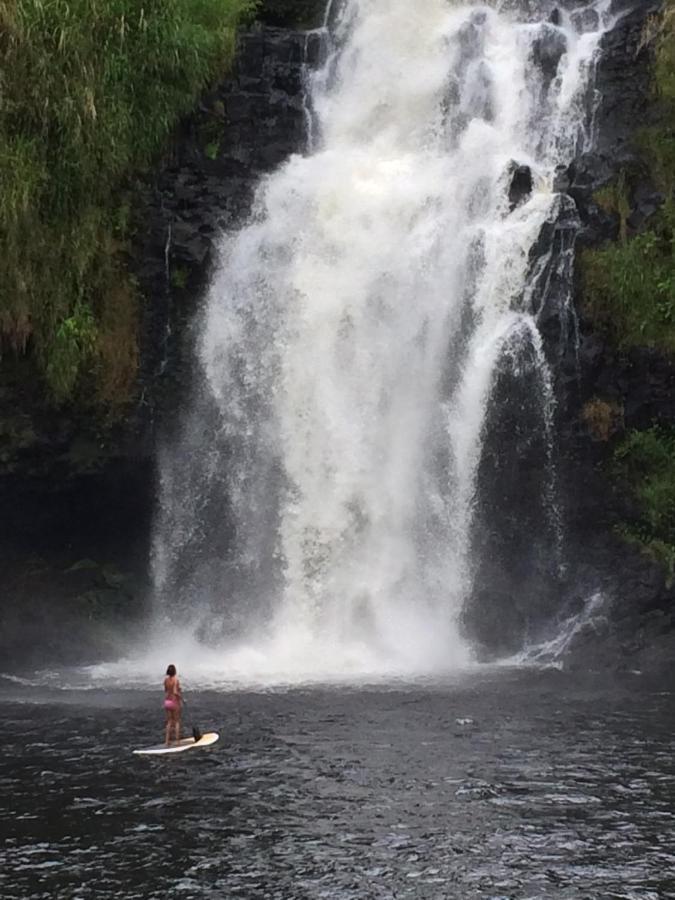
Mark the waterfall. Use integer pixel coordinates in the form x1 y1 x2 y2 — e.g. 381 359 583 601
151 0 615 681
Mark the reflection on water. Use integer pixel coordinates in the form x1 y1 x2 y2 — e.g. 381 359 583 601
1 670 674 899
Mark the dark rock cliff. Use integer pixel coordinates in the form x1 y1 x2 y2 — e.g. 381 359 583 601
132 26 316 428
557 0 675 673
0 25 314 668
467 0 675 672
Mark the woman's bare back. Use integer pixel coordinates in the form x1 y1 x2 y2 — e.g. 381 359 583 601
164 675 181 702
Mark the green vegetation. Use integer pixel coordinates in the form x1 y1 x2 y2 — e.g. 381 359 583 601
613 428 675 584
0 0 257 410
581 4 675 579
581 201 675 350
592 170 631 242
581 2 675 353
170 266 190 291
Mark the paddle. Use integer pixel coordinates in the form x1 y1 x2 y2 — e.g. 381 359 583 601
182 698 202 743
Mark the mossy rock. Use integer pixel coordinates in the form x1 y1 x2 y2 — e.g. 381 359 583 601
0 415 38 449
101 564 129 589
74 587 135 619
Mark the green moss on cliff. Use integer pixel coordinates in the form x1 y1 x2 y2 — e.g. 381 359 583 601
613 428 675 583
580 2 675 353
581 4 675 579
0 0 257 411
635 6 675 208
581 200 675 351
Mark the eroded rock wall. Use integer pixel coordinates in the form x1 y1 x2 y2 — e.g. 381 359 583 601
467 0 675 671
557 0 675 671
0 26 313 668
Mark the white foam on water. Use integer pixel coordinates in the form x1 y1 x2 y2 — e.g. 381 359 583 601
511 590 609 668
66 621 481 690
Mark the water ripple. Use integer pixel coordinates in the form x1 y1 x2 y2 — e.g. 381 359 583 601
1 671 674 899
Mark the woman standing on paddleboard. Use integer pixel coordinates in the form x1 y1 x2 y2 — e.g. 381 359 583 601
163 664 182 746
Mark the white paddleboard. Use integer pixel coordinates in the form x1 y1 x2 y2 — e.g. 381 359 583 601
133 732 219 756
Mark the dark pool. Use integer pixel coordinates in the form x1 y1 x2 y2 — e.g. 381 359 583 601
1 669 674 899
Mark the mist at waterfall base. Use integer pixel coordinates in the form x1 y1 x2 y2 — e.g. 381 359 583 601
131 0 614 685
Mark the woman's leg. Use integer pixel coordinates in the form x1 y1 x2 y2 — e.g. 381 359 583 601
165 711 172 746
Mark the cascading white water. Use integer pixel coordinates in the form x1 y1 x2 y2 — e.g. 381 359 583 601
150 0 615 683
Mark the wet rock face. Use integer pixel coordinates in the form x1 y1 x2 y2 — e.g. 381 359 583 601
593 0 662 158
137 26 310 265
465 0 675 665
545 0 663 248
530 23 568 84
468 187 580 656
461 588 529 659
552 0 669 430
133 25 313 426
471 343 565 655
549 0 675 667
571 6 600 33
256 0 325 29
497 0 597 22
507 163 533 211
529 195 581 354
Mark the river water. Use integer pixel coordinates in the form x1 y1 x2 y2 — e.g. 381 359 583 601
2 669 674 899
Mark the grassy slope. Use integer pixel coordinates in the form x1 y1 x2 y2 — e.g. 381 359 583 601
0 0 256 411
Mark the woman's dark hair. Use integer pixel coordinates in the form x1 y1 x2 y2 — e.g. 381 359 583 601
166 664 176 677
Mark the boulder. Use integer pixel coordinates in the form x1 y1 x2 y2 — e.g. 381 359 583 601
530 24 567 84
626 186 665 233
571 7 600 34
461 589 528 659
507 163 534 211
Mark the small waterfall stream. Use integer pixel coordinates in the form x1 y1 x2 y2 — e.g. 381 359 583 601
151 0 615 680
